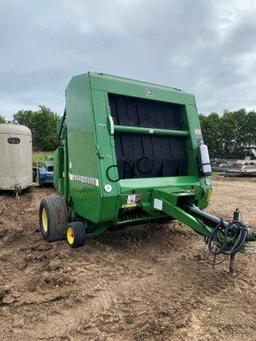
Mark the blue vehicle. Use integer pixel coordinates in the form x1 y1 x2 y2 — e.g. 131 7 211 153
38 166 53 185
33 156 54 186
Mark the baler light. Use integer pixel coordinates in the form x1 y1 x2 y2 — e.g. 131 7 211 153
199 144 212 176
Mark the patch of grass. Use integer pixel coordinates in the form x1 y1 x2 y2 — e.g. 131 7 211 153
33 151 53 163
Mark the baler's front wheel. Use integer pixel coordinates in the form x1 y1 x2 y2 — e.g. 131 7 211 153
66 222 86 248
39 195 68 242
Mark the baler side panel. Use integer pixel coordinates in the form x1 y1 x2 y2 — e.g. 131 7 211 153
89 87 120 222
65 74 101 223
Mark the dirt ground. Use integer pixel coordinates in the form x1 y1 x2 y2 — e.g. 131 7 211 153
0 178 255 341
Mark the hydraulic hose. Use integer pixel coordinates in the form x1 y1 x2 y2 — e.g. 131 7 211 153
208 220 247 256
183 204 251 256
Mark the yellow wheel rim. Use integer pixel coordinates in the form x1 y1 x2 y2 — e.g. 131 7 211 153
67 226 74 245
42 208 48 232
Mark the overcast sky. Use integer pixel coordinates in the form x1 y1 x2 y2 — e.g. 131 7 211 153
1 0 256 119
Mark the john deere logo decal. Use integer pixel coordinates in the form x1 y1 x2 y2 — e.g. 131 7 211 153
69 174 99 186
144 88 152 95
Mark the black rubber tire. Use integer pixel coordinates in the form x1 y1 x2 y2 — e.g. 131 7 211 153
39 195 68 242
66 221 86 248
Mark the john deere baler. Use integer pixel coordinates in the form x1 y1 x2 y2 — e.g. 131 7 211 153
39 72 255 265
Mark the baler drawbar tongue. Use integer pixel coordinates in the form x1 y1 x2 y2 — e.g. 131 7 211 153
152 189 256 273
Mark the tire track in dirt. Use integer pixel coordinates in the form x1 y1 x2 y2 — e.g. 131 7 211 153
22 274 159 339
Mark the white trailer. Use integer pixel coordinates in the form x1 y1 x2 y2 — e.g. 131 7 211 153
0 124 33 191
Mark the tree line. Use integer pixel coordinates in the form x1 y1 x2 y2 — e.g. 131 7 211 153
0 106 255 158
200 109 256 159
0 106 59 151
